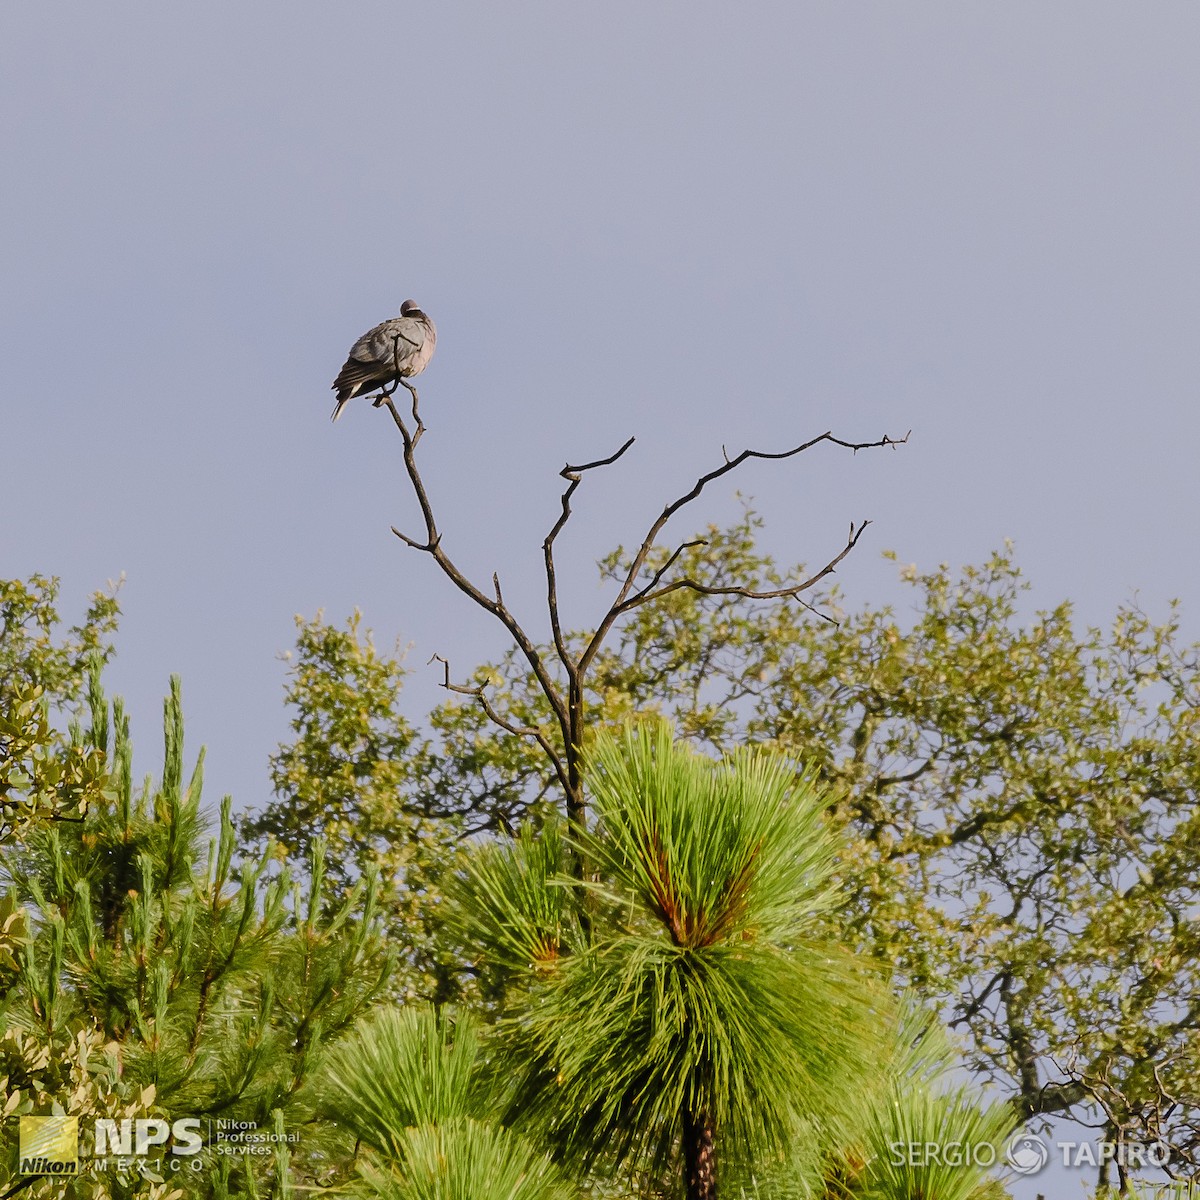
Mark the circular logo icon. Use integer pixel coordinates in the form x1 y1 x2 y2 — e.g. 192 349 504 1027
1006 1132 1049 1176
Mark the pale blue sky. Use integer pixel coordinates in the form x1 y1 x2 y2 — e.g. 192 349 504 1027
3 8 1198 1192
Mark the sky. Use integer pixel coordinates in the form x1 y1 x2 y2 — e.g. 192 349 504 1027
3 6 1199 1194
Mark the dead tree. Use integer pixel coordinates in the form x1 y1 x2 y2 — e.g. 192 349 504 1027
373 376 906 841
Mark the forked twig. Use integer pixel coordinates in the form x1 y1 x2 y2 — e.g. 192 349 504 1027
428 654 570 798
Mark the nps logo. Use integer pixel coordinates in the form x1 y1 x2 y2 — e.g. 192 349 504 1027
14 1113 292 1176
18 1115 79 1176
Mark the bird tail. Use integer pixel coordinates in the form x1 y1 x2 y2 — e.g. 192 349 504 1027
330 392 351 422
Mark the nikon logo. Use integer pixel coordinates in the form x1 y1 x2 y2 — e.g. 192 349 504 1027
18 1115 79 1175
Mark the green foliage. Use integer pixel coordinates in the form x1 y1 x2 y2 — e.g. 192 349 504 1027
2 574 1027 1198
321 1008 484 1151
184 507 1200 1188
249 613 418 889
0 576 118 842
581 726 842 944
356 1120 577 1200
450 726 898 1195
242 613 457 1002
311 512 1194 1176
321 1006 576 1200
0 663 390 1198
446 820 579 985
0 575 120 710
1123 1184 1200 1200
716 1005 1015 1200
847 1082 1013 1200
0 681 109 841
834 1011 1016 1200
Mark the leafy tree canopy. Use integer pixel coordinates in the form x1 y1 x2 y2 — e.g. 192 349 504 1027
0 575 119 711
249 512 1200 1173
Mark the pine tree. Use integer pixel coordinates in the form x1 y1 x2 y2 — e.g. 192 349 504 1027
1 666 390 1198
325 724 1014 1199
320 1006 575 1200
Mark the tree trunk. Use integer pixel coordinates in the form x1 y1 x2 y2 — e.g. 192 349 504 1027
565 678 586 836
682 1105 717 1200
565 679 589 887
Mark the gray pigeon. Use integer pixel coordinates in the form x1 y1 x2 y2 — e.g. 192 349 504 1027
331 300 437 422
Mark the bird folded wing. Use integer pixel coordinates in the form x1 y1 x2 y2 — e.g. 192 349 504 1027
333 357 389 394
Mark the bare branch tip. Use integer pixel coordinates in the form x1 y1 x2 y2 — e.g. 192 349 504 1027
391 526 439 552
562 434 638 478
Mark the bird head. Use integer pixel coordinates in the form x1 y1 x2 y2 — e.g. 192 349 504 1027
400 299 421 316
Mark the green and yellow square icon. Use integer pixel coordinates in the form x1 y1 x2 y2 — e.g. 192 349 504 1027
19 1115 79 1175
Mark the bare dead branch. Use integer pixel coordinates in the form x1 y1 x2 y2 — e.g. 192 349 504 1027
429 654 571 798
625 539 709 605
790 594 839 625
378 390 906 841
576 431 907 676
401 378 424 443
391 526 440 552
380 395 571 738
543 436 637 671
562 437 637 478
618 520 870 615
